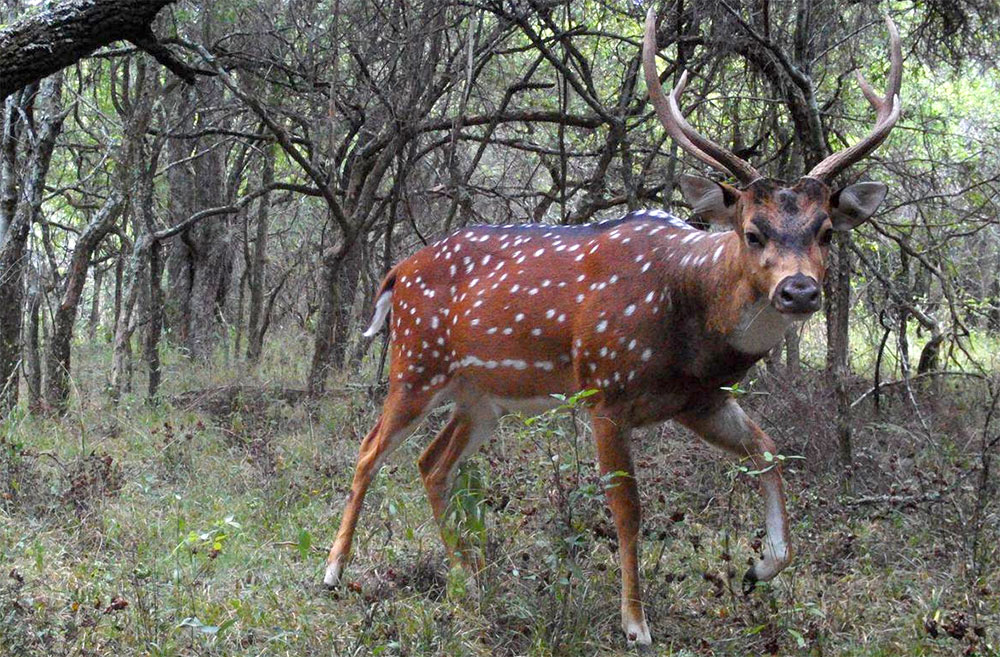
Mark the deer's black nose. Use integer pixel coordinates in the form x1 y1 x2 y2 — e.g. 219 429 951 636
774 274 821 314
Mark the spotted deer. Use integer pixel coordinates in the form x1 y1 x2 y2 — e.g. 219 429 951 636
323 8 902 645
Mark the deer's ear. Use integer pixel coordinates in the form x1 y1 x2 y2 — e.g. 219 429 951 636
831 181 887 231
678 174 740 228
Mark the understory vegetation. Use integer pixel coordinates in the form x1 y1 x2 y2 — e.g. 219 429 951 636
2 0 1000 655
1 333 997 656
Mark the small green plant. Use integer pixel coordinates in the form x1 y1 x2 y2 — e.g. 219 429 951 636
173 515 242 559
734 450 805 477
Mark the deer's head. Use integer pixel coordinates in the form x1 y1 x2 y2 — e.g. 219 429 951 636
643 10 902 317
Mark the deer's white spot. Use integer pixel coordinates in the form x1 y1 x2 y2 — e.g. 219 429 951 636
712 244 726 264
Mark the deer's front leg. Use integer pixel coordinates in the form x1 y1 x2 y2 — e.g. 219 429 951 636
591 414 651 646
678 398 792 591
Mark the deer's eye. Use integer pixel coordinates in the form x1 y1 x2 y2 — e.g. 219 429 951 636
818 228 833 246
745 230 766 248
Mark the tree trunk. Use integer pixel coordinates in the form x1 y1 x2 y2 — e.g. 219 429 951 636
88 265 103 339
233 261 247 359
307 249 343 396
113 250 123 332
164 82 234 360
828 235 853 483
784 324 801 375
0 92 24 243
0 79 62 416
24 269 43 411
246 143 274 363
109 238 146 401
185 136 233 359
145 239 164 400
45 193 124 412
331 241 363 369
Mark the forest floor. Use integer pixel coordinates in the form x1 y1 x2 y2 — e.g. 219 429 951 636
1 334 998 656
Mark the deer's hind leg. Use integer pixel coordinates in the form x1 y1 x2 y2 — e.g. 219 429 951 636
418 396 496 574
324 386 438 587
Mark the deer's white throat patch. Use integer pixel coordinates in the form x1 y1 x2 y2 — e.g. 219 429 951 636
727 298 800 355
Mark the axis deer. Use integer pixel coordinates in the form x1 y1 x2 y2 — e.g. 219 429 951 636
323 8 902 645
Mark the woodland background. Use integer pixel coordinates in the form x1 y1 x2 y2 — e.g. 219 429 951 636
1 0 999 655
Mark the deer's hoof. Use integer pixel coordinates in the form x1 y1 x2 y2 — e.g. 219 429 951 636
742 567 758 595
322 559 343 589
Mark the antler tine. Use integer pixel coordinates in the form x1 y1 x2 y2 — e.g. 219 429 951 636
666 72 761 184
642 7 761 185
808 16 903 182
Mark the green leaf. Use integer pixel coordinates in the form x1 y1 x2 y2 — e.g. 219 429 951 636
788 628 807 648
297 528 313 559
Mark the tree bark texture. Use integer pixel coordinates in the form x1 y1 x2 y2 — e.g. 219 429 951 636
45 192 124 411
0 92 25 243
307 250 343 396
109 61 162 400
88 265 103 339
0 0 200 102
246 143 274 363
165 84 234 360
0 79 63 416
829 235 854 479
24 269 43 411
144 240 164 399
330 241 363 369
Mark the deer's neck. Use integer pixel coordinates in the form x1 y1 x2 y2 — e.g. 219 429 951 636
668 231 792 356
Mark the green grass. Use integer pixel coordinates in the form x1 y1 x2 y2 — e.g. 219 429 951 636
1 331 998 655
